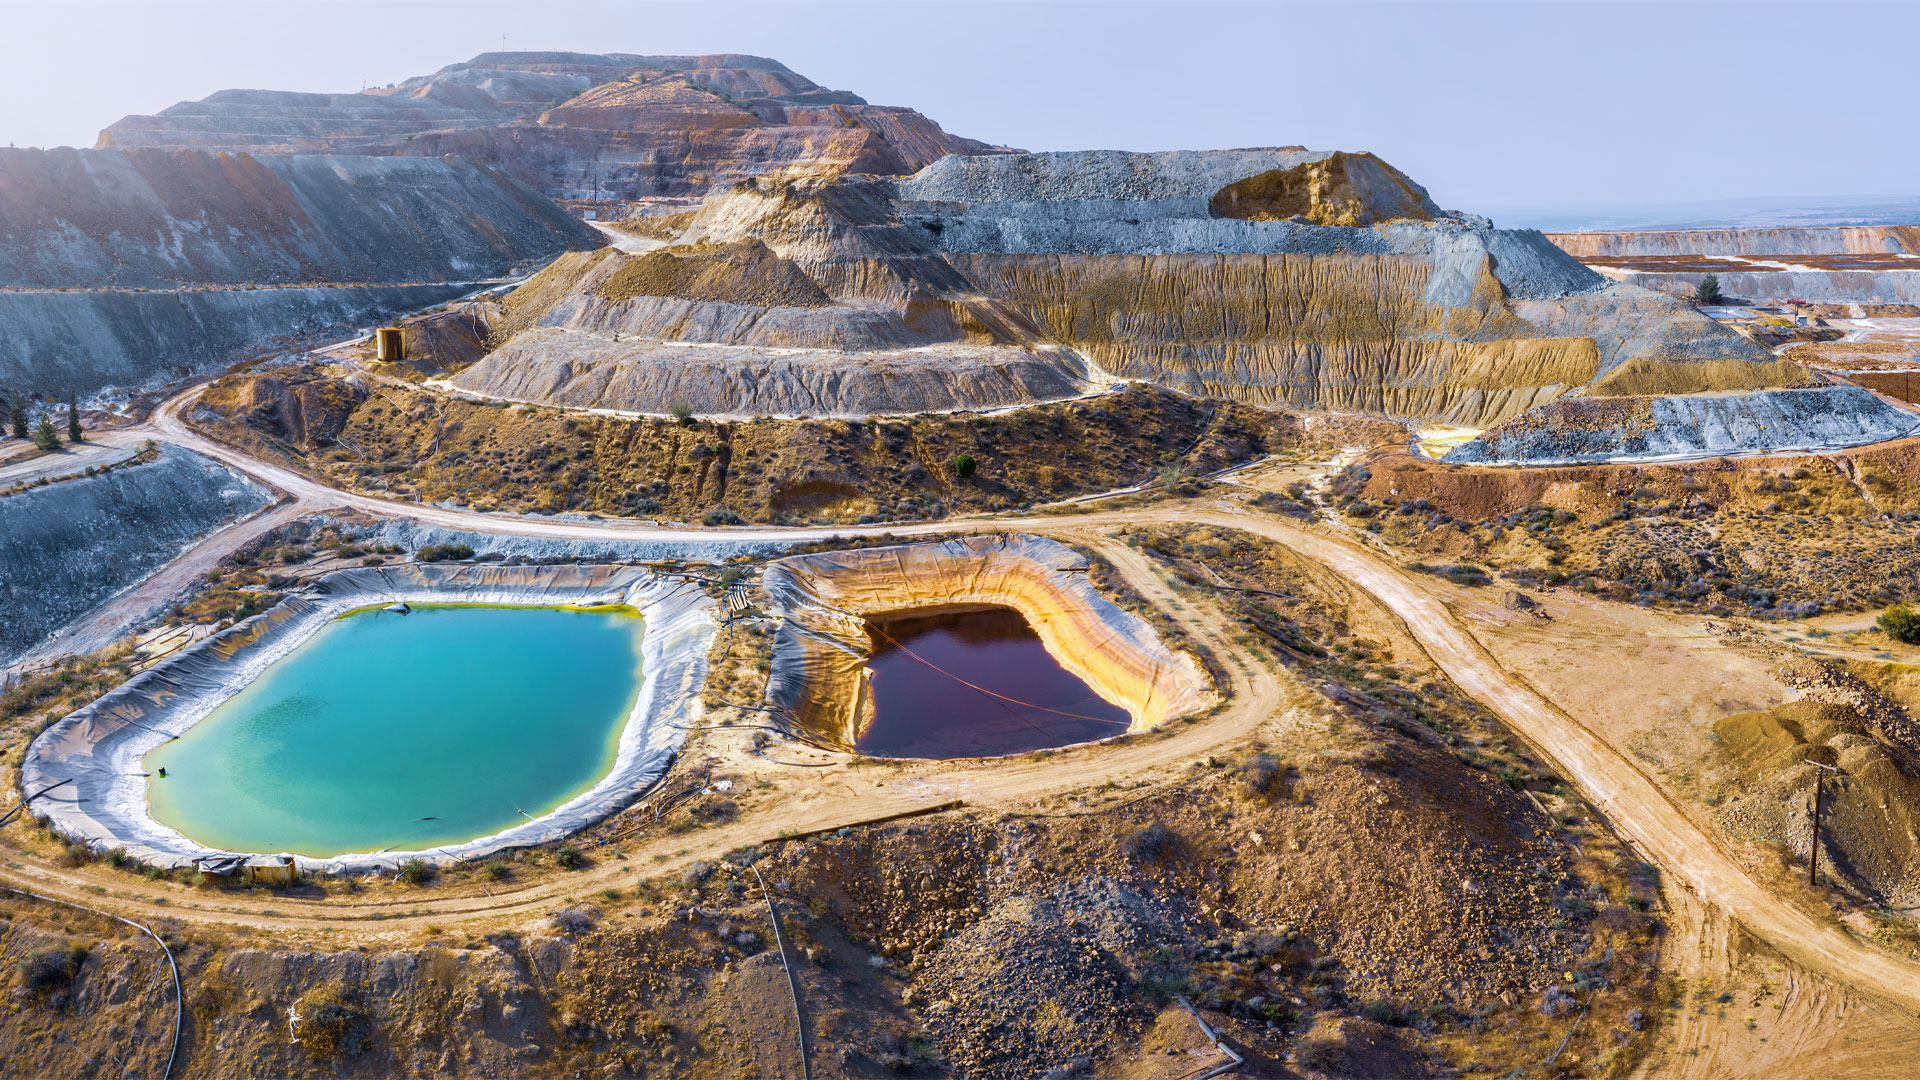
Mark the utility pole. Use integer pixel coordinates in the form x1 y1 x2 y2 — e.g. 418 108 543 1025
1804 759 1842 887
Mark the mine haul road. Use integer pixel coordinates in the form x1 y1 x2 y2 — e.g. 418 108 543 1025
6 380 1918 1025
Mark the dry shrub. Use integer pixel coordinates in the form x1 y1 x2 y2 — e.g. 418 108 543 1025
1122 821 1177 863
17 945 87 993
551 905 600 935
290 986 364 1060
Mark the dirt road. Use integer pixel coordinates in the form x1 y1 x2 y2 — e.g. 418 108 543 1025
12 382 1920 1025
0 429 142 487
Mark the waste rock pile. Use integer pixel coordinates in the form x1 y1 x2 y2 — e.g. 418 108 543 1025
452 147 1795 438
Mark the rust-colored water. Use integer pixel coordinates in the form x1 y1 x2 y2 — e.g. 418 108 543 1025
858 606 1130 759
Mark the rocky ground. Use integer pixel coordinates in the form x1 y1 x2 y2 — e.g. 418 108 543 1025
191 370 1374 524
1336 444 1920 617
0 516 1667 1079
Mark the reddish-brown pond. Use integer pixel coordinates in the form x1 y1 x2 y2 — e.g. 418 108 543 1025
858 606 1131 758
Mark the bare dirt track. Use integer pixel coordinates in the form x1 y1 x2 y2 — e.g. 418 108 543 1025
11 379 1920 1074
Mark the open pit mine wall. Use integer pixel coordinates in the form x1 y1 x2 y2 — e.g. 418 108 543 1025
760 535 1209 752
942 251 1602 427
23 563 720 872
1595 269 1920 305
885 151 1780 424
1547 227 1920 258
927 253 1769 427
0 148 599 288
0 283 472 395
96 52 1014 200
0 447 270 667
0 148 602 395
1442 386 1920 465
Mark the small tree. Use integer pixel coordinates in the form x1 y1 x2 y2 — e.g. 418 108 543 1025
668 397 694 426
1694 274 1723 304
7 394 26 439
32 413 60 451
66 389 82 443
950 453 977 479
1879 602 1920 644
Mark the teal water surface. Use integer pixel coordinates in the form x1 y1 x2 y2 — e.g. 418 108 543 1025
146 604 644 856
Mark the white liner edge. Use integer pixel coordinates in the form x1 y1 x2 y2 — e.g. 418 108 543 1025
21 564 719 874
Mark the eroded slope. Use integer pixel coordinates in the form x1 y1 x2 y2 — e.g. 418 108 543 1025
454 150 1791 427
98 51 1015 199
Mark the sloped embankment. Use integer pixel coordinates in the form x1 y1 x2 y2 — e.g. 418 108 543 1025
1545 227 1920 303
1547 226 1920 258
1443 386 1920 464
761 535 1207 751
97 51 1014 199
0 149 597 288
454 149 1789 425
0 446 270 665
453 241 1096 417
0 283 472 394
0 147 600 393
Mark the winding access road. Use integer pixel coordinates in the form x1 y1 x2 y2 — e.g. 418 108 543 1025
11 381 1920 1021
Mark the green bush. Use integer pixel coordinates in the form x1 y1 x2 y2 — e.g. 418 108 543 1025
415 544 474 563
1879 603 1920 643
702 507 742 526
32 414 60 451
396 858 435 886
950 453 976 478
483 860 512 881
1694 274 1724 304
554 845 586 870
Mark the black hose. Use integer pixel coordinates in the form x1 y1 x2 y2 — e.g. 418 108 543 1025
752 863 811 1080
0 883 183 1080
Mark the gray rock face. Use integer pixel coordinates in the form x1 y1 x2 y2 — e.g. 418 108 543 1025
96 52 1012 201
1601 269 1920 305
1442 386 1920 464
0 149 599 289
1512 284 1767 377
0 148 600 394
0 448 270 665
1548 226 1920 258
0 283 471 394
456 150 1785 437
892 150 1604 301
898 149 1351 204
462 329 1097 418
337 516 783 564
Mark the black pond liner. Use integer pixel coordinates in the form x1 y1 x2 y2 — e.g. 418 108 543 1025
855 606 1132 759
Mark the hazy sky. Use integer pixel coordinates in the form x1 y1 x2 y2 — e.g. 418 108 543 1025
3 0 1914 222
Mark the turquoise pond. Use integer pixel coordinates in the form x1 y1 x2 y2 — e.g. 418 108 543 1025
145 604 645 857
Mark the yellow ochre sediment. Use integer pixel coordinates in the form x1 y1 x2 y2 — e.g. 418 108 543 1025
760 535 1210 752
